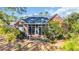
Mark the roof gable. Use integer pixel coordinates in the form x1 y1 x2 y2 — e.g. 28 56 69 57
48 14 63 23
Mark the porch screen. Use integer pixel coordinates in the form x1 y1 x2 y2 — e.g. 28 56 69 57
28 26 35 35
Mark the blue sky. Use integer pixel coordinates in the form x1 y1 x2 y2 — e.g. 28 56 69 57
26 7 60 14
1 7 79 18
20 7 79 18
0 7 61 18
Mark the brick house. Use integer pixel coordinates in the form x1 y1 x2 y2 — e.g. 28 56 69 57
14 14 64 39
48 14 64 27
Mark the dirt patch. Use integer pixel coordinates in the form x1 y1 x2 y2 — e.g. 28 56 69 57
53 40 65 51
0 39 65 51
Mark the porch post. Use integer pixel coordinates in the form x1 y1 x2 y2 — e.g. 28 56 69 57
34 25 36 35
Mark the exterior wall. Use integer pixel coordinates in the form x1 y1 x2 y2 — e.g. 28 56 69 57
48 14 64 27
23 24 29 35
52 15 63 24
14 20 29 34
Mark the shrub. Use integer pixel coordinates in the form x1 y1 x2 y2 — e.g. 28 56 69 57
44 21 65 40
40 38 49 42
15 43 21 51
16 31 26 39
0 25 20 43
5 33 16 43
63 35 79 51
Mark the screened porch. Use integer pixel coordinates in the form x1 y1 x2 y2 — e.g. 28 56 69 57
28 23 47 35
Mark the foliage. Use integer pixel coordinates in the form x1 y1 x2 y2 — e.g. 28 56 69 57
0 25 20 43
44 26 51 38
5 33 16 43
63 12 79 37
39 11 49 17
0 10 21 44
0 7 27 25
70 22 79 33
65 12 79 24
15 43 21 51
40 38 49 42
63 34 79 51
45 21 64 40
65 12 79 32
0 10 21 43
5 7 27 15
16 31 26 39
62 12 79 51
0 19 7 26
0 11 15 25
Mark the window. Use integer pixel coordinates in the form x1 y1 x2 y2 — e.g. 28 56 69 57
31 27 35 35
29 26 31 35
39 27 42 35
29 25 35 35
42 26 44 35
36 29 38 34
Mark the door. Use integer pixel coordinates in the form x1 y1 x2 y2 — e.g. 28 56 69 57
35 27 39 35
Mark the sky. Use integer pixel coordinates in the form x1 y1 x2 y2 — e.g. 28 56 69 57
0 7 61 18
1 7 79 18
26 7 60 15
14 7 61 18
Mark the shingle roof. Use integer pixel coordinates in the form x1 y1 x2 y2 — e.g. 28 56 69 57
22 17 49 23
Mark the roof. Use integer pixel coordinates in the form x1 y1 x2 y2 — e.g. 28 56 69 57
22 17 49 24
48 14 63 22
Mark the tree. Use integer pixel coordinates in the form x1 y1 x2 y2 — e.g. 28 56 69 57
0 7 27 25
65 12 79 24
62 12 79 50
0 11 11 25
44 11 49 17
0 11 17 25
44 21 64 40
39 12 43 16
0 20 20 43
5 7 27 15
39 11 49 17
65 12 79 33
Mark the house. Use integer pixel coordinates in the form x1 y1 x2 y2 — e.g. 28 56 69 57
48 14 64 27
14 14 63 39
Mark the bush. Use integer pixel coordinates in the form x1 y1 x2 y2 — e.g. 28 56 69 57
0 25 20 43
44 21 65 40
16 31 26 39
40 38 49 42
5 33 16 43
63 35 79 51
15 43 21 51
